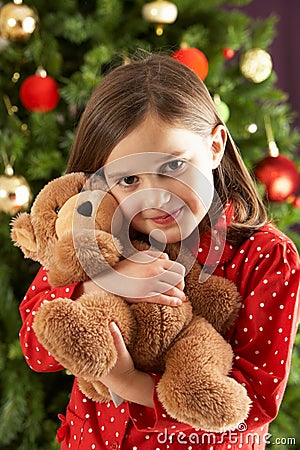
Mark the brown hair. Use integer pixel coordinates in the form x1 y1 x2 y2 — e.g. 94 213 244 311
67 53 268 245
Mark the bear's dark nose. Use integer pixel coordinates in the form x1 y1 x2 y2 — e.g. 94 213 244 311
77 201 93 217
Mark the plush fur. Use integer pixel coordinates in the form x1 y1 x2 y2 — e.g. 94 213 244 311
11 172 251 432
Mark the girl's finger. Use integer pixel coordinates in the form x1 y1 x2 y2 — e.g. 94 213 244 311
109 321 127 356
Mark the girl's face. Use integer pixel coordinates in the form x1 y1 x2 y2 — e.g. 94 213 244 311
104 116 226 243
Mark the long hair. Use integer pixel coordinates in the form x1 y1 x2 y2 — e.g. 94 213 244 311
67 53 268 245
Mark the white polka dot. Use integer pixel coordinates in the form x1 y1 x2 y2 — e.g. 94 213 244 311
260 303 264 308
50 293 56 298
110 417 115 422
243 328 248 332
85 414 90 419
259 327 264 332
92 445 96 449
249 314 253 320
88 428 93 433
263 279 268 284
279 304 284 309
257 246 262 251
31 285 36 290
269 316 273 320
274 378 279 383
278 328 283 333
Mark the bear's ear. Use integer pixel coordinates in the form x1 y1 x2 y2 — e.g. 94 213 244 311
10 213 37 259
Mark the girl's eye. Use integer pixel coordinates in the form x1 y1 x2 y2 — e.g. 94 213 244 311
161 159 185 173
118 175 139 187
55 206 60 214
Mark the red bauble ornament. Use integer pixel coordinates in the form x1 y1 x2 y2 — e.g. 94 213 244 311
222 48 235 59
292 196 300 208
172 47 209 80
254 154 300 202
20 74 60 112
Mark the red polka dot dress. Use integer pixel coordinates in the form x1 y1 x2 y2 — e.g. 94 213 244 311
19 216 299 450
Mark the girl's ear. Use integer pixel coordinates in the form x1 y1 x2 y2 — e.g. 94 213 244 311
211 124 227 169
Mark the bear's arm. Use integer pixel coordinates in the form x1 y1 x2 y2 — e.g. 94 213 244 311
19 266 79 372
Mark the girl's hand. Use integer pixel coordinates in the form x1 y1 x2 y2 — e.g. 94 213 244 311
100 322 154 407
75 250 186 306
111 250 186 305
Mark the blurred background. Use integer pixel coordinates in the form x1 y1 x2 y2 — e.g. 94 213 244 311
0 1 299 449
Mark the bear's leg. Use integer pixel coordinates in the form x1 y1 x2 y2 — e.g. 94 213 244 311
156 317 251 432
33 292 136 380
77 378 110 403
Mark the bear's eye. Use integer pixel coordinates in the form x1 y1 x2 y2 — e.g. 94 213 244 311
55 206 60 214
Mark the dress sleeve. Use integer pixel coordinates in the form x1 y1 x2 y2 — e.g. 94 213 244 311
19 266 79 372
227 232 299 431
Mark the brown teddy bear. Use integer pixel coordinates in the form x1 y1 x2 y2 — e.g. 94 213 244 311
11 172 251 432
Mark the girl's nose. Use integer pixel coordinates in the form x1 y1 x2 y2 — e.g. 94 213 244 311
142 187 171 209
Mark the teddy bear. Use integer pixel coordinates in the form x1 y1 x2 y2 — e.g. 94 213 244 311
11 172 251 432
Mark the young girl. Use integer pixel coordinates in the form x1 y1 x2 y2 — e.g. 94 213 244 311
19 54 299 449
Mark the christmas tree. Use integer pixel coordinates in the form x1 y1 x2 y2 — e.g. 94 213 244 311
0 0 299 448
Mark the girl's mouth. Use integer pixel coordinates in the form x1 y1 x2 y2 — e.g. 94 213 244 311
150 207 183 225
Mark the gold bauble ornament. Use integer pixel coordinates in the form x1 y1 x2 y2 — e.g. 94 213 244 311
142 0 178 36
0 168 31 215
240 48 273 83
0 1 38 41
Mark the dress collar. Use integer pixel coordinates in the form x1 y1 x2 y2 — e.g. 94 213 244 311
194 202 237 270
